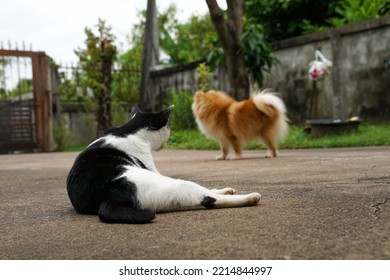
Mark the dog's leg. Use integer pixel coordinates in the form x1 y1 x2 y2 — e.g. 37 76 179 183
259 135 277 158
230 137 243 160
216 140 230 160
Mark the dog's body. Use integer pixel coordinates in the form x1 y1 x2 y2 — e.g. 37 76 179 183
192 90 288 159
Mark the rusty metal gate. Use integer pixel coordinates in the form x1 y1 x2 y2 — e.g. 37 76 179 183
0 48 55 154
0 99 36 153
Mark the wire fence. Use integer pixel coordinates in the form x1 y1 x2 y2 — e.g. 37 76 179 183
0 42 33 100
57 62 142 105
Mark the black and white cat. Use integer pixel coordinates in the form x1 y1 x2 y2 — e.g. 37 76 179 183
67 106 261 224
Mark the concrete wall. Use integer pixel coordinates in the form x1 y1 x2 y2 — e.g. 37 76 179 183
263 16 390 124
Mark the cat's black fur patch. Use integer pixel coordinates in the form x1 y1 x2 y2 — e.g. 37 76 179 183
67 147 141 215
103 106 173 137
99 199 155 224
201 196 217 209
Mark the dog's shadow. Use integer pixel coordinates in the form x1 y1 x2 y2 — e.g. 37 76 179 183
203 155 281 163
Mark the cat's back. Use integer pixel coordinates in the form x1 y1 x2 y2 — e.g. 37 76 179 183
70 144 128 174
66 139 140 214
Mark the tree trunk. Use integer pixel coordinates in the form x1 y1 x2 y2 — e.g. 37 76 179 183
96 43 113 137
140 0 159 112
206 0 249 100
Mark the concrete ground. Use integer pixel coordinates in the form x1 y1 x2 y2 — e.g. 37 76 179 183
0 147 389 260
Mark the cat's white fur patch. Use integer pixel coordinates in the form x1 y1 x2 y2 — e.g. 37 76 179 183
97 126 170 173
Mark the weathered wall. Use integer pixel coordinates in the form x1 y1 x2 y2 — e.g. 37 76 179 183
61 104 95 146
149 61 230 111
263 16 390 124
61 104 134 146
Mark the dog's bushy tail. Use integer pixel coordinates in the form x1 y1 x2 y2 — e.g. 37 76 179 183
252 89 289 140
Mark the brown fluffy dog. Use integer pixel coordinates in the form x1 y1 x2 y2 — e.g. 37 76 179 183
192 89 288 160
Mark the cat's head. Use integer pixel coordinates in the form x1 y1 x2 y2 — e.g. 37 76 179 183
104 105 174 151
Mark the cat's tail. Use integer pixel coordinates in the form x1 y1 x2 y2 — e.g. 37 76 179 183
98 200 155 224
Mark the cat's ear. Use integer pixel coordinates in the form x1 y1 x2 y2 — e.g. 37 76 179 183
147 105 174 130
130 106 143 119
161 105 174 122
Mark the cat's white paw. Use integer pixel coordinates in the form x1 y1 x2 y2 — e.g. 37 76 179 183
247 193 261 205
221 187 235 195
211 188 236 195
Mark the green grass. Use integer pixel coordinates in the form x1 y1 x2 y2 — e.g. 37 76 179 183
57 124 390 152
56 144 88 152
167 124 390 150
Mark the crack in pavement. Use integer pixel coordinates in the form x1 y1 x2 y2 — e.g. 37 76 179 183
371 197 389 220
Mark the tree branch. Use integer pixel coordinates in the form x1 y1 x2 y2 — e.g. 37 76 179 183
205 0 229 48
205 0 249 100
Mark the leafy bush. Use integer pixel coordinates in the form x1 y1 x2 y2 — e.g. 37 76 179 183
53 119 73 151
241 20 279 86
112 101 129 127
196 63 212 92
331 0 389 26
168 90 196 130
301 0 390 33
